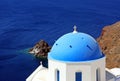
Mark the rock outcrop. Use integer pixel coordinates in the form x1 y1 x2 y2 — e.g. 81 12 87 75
97 21 120 69
29 40 51 59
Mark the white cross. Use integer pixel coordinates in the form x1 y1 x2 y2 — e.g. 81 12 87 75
73 25 78 33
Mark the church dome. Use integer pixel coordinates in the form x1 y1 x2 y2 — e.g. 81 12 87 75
48 27 104 62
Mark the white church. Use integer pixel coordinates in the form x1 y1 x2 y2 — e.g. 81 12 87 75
26 26 120 81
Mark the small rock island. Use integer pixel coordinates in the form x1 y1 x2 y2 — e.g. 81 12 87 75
97 21 120 69
29 40 51 59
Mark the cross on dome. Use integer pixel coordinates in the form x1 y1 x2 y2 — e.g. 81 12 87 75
73 25 78 33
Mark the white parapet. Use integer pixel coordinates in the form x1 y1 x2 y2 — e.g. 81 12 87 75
26 64 48 81
106 68 120 81
110 68 120 81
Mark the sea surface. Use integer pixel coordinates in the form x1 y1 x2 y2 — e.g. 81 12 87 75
0 0 120 81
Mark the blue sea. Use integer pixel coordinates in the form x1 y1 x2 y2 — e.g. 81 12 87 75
0 0 120 81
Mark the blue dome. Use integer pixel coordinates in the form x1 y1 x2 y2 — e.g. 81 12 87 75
48 32 104 62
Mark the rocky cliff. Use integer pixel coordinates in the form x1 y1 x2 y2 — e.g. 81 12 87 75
29 40 51 59
97 21 120 69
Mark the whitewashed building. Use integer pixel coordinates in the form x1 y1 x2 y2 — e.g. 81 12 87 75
26 26 120 81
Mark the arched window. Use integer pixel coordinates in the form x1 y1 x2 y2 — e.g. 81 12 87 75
55 69 60 81
76 72 82 81
96 68 101 81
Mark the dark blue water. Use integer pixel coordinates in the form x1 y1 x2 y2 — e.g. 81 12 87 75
0 0 120 81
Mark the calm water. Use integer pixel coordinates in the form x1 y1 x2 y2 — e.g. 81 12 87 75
0 0 120 81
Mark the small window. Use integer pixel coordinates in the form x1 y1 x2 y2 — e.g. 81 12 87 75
69 45 72 48
56 70 60 81
76 72 82 81
96 68 101 81
87 45 93 51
